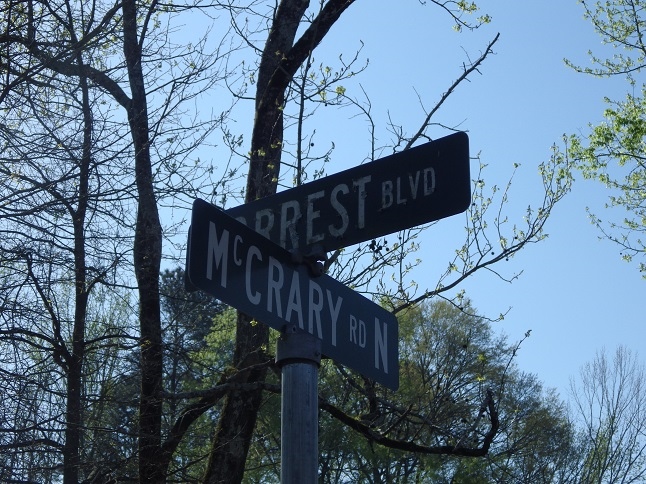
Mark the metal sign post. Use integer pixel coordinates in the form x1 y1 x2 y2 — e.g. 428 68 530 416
185 131 472 482
275 327 322 483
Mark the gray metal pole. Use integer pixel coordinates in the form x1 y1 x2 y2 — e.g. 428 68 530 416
275 326 322 484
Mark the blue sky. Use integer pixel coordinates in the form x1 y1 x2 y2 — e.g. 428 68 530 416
297 0 645 398
182 1 644 399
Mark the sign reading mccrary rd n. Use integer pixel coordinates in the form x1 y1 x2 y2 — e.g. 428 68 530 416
187 198 399 390
226 131 470 254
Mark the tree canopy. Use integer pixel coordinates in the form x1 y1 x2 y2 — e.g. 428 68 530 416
570 346 646 483
567 0 646 277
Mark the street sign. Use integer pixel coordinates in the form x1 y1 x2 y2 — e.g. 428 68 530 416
226 131 470 253
187 198 399 390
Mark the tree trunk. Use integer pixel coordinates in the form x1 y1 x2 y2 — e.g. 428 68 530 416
122 1 164 481
62 46 93 484
202 2 309 482
203 1 355 481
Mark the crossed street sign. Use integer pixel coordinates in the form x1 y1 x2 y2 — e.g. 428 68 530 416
187 199 399 390
186 132 471 389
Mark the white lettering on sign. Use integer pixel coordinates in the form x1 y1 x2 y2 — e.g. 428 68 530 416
207 222 228 287
285 271 304 328
204 221 346 340
255 209 274 239
231 164 437 251
233 234 243 266
353 175 371 229
381 167 436 210
204 219 392 375
308 280 324 338
349 315 367 348
306 190 325 245
329 184 349 237
375 317 388 374
267 256 284 317
245 245 262 305
280 200 300 249
327 291 342 346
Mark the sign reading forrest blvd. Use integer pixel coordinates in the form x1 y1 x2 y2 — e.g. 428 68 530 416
226 131 470 254
187 198 399 390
